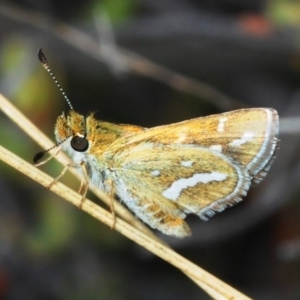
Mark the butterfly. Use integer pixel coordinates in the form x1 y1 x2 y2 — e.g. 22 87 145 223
35 49 279 238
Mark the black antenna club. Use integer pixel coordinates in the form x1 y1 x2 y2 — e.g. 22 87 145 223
37 49 74 110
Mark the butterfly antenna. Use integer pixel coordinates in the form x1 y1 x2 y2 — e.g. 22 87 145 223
37 48 74 110
33 135 71 164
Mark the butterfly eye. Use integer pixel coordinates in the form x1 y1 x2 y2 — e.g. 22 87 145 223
71 136 89 152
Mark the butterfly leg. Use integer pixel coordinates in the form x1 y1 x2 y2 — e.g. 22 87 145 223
78 162 90 209
104 179 117 229
45 161 90 209
46 162 72 190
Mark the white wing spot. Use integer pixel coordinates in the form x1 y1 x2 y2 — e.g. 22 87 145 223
217 117 228 132
181 161 193 167
162 172 227 201
151 170 160 176
209 145 222 152
229 131 255 147
176 133 187 143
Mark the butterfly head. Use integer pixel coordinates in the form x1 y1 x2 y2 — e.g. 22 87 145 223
55 110 92 155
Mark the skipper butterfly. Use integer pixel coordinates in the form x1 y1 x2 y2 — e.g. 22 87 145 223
35 49 279 237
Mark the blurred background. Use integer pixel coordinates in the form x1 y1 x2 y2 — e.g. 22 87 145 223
0 0 300 299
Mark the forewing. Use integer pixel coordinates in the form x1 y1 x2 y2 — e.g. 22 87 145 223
111 108 278 183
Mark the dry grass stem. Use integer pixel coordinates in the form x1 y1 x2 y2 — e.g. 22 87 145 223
0 142 252 300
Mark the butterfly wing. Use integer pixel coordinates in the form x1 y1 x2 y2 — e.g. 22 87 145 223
106 108 278 237
112 108 279 184
112 144 251 237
